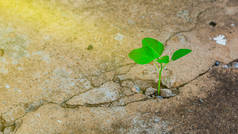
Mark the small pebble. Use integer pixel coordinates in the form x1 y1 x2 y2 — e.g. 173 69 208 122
145 87 156 96
156 96 163 99
232 62 238 68
135 87 141 92
199 98 204 103
131 86 141 93
160 88 176 98
214 61 220 66
222 64 229 69
154 118 160 123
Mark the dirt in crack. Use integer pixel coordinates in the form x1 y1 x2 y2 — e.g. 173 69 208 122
162 67 238 134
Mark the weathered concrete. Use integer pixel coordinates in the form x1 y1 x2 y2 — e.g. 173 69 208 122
0 0 237 133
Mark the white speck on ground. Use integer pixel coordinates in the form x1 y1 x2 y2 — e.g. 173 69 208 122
5 84 10 89
222 64 229 69
57 120 62 123
114 33 124 41
213 35 227 46
231 24 235 27
36 113 41 118
232 62 238 68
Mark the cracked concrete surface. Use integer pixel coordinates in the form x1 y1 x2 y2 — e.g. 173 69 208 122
0 0 238 133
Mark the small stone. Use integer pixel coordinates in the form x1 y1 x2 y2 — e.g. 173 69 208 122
154 117 160 123
156 96 163 99
199 98 204 103
145 87 156 96
131 86 141 93
222 64 229 69
160 89 176 98
214 61 220 66
232 62 238 68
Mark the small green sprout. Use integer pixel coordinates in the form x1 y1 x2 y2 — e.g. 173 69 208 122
128 37 192 95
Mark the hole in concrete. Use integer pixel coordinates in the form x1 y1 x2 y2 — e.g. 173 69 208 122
209 21 217 27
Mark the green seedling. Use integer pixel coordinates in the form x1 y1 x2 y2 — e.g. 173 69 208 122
128 37 192 95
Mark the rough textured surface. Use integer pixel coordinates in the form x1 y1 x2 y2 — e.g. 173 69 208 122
160 89 176 98
0 0 238 133
66 82 120 106
164 67 238 134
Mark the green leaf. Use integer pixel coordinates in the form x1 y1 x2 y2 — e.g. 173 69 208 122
157 55 170 63
128 47 155 64
171 49 192 61
142 38 164 58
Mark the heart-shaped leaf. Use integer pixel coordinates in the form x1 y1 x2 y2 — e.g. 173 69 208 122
171 49 192 61
142 38 164 58
128 47 154 64
157 55 170 63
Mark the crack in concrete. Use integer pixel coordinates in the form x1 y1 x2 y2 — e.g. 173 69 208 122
176 67 211 89
164 7 212 46
61 93 135 109
59 88 94 105
2 6 225 134
9 61 214 133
